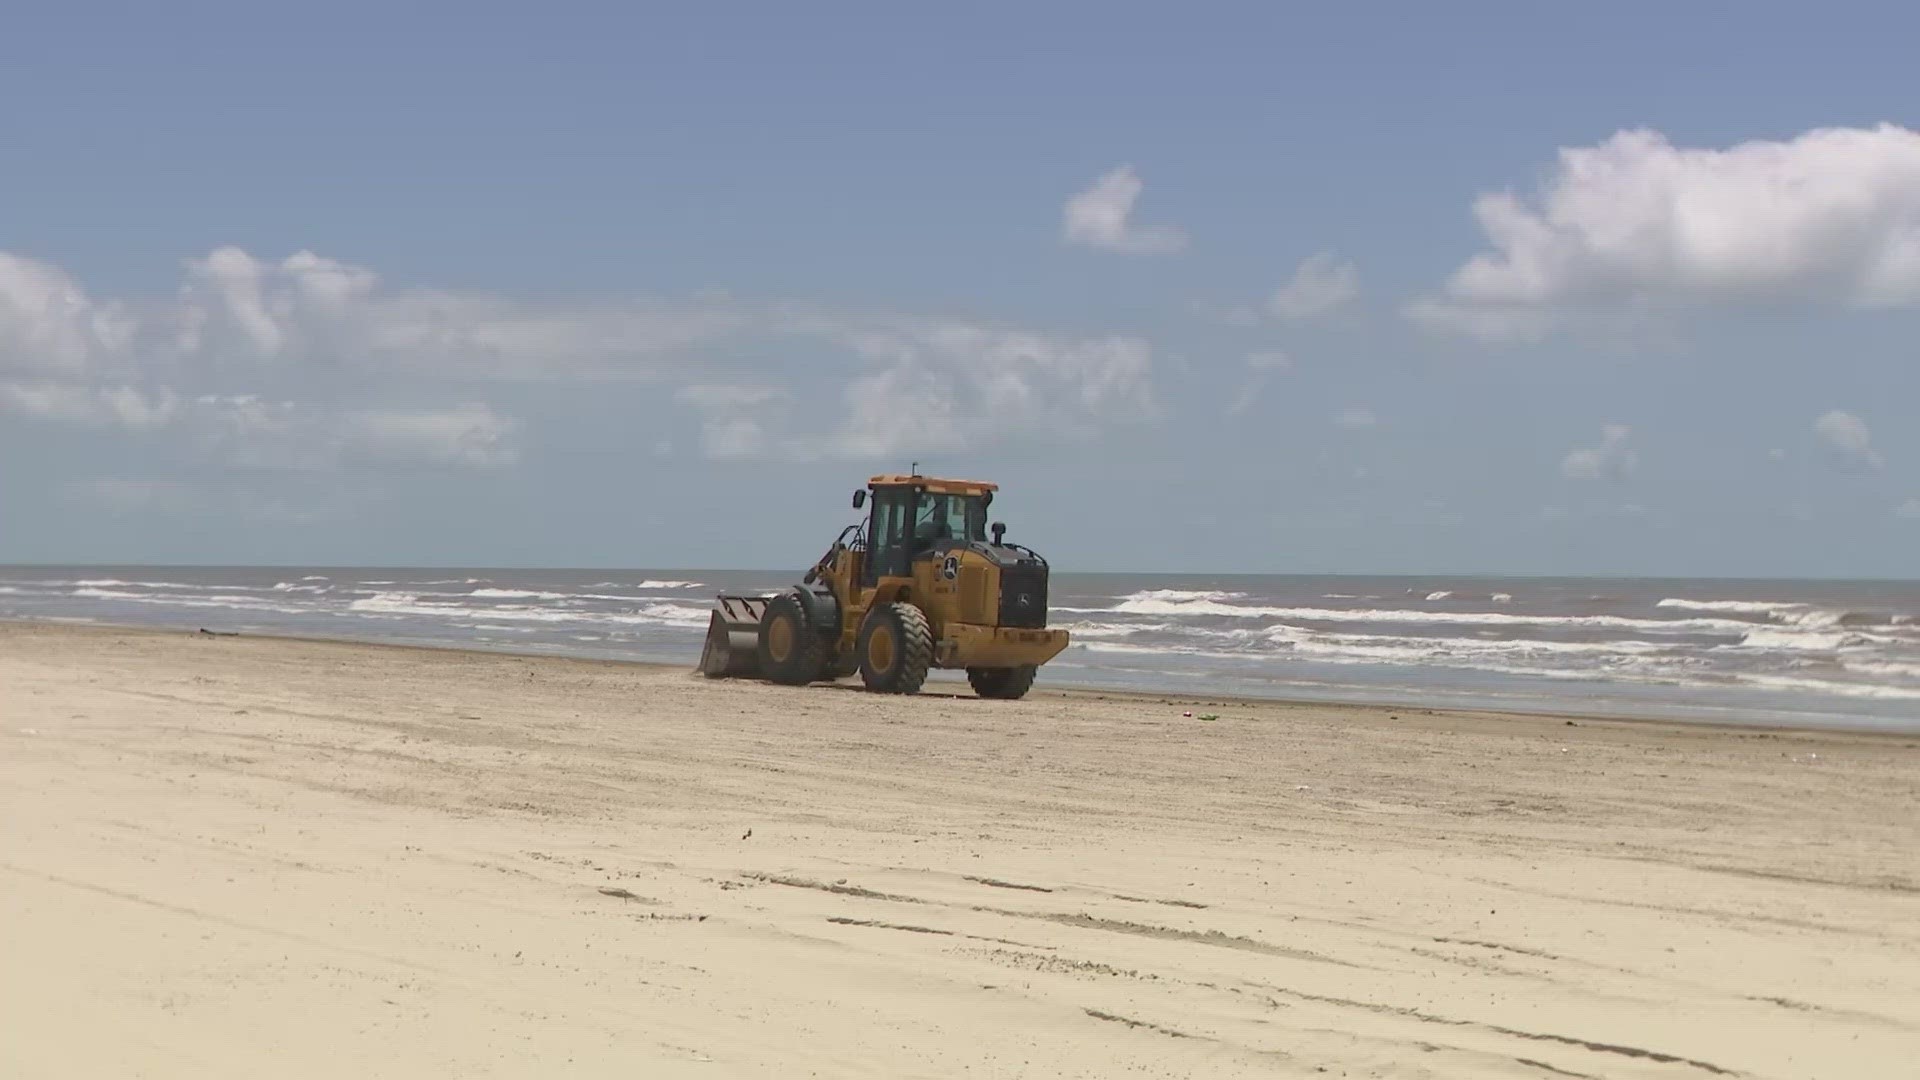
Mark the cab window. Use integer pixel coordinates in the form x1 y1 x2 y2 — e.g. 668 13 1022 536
912 493 987 547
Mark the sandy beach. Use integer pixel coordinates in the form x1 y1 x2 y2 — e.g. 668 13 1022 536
2 620 1915 1078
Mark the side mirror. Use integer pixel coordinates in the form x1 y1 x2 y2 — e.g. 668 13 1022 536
991 522 1006 545
852 490 866 509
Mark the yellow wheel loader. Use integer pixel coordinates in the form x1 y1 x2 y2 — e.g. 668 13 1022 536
697 472 1070 698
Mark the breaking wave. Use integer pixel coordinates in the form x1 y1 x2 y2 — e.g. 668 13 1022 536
1118 589 1247 604
346 591 709 628
1656 598 1790 616
1110 595 1754 634
1054 620 1171 639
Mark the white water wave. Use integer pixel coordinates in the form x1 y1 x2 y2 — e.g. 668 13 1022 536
1077 640 1681 685
346 591 708 628
1656 598 1792 616
69 588 311 614
1261 624 1690 661
466 587 705 604
55 578 261 593
1650 598 1906 631
1734 627 1851 651
1084 623 1694 665
1727 673 1920 701
1054 620 1171 639
1117 588 1248 604
1732 626 1917 652
1110 596 1755 635
1840 659 1920 680
1090 637 1920 701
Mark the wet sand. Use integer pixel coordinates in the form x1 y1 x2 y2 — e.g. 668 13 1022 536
2 621 1916 1078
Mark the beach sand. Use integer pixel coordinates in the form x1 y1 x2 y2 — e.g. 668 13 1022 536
2 621 1915 1078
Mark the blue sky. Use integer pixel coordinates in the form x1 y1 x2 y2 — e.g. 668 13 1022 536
2 1 1917 575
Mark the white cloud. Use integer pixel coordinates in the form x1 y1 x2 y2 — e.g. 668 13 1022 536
2 246 760 385
672 385 788 459
1896 498 1920 520
1561 423 1637 480
1229 351 1291 415
1 382 181 429
1267 253 1358 318
810 325 1156 458
697 417 767 460
1062 166 1187 255
338 404 519 468
3 382 519 470
1334 406 1377 429
182 246 287 355
1409 123 1920 340
2 247 1159 468
0 254 136 378
1813 409 1884 471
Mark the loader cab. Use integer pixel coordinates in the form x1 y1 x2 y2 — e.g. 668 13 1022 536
856 475 996 587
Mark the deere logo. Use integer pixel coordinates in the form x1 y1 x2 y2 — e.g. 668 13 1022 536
941 555 959 580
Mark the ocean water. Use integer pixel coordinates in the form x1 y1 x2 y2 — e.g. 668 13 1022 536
3 566 1917 732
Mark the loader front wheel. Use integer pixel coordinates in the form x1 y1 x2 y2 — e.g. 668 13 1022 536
967 665 1036 700
858 602 931 694
758 592 827 685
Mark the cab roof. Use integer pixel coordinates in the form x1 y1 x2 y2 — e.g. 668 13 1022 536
868 474 997 496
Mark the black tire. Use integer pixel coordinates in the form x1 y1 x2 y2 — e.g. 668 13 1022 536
757 592 827 685
858 602 932 694
967 665 1036 700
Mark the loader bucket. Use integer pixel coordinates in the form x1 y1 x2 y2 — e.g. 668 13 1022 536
698 594 772 678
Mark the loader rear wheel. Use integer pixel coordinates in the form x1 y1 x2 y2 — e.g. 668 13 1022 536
967 665 1036 700
859 602 931 694
758 592 827 685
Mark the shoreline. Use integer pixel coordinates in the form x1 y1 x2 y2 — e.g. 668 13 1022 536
6 615 1911 740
